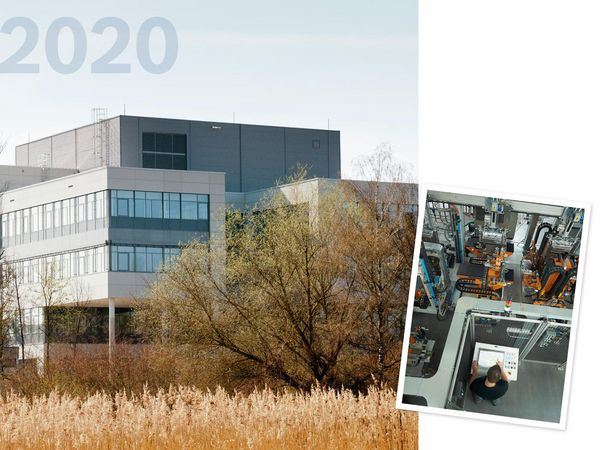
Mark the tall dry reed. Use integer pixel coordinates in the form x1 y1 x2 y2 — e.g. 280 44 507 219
0 386 417 449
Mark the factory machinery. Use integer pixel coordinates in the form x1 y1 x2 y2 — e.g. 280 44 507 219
521 208 583 308
415 191 584 316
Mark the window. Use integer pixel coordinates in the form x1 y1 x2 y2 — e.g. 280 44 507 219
112 190 134 217
112 246 134 272
44 205 52 231
54 202 61 229
135 247 147 272
164 247 180 267
62 200 70 226
164 193 181 219
147 192 163 218
148 247 163 272
198 202 208 220
142 132 187 170
95 192 105 220
134 191 146 217
107 244 180 272
106 190 209 227
77 197 86 223
16 210 22 236
181 194 197 220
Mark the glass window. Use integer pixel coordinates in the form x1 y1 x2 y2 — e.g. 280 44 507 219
69 199 76 224
142 152 156 168
135 247 147 272
134 191 146 217
96 192 105 219
173 135 186 154
168 193 180 219
113 246 134 271
23 210 30 234
156 153 172 169
142 133 155 152
31 207 38 233
146 192 163 218
181 194 197 220
111 191 118 216
15 210 22 236
87 194 95 222
142 133 187 170
156 134 172 153
44 205 52 231
148 247 163 272
62 200 70 226
117 199 129 217
77 196 86 223
53 202 61 229
173 155 187 170
95 247 105 272
164 247 180 267
86 250 94 274
198 203 209 220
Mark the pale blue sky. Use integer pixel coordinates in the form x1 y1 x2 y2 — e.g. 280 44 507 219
0 0 417 178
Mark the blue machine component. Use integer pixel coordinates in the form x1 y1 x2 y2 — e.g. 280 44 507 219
456 220 463 263
420 257 438 306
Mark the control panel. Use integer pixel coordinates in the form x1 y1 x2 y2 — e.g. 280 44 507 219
473 342 519 381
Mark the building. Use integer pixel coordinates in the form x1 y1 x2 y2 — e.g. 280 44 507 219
14 115 341 192
0 116 341 364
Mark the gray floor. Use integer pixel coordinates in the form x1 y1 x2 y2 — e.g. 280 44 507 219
463 360 566 423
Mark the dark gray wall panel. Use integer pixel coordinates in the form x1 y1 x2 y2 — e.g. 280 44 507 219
240 125 285 191
119 116 140 167
190 122 241 192
328 131 341 178
284 128 330 179
14 116 341 193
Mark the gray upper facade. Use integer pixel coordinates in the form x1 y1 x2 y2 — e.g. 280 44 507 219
15 115 341 193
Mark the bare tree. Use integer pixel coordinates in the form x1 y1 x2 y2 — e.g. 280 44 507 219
336 144 417 385
0 252 16 372
138 149 417 391
138 181 367 390
9 267 26 365
63 279 91 358
37 261 69 367
0 134 7 156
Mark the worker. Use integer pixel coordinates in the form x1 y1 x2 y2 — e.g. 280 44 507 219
468 360 509 405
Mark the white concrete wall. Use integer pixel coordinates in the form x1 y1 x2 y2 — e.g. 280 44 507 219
1 166 226 309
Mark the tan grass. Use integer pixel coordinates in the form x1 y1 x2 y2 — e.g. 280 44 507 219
0 386 417 449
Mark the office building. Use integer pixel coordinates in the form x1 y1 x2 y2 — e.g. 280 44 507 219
0 115 341 363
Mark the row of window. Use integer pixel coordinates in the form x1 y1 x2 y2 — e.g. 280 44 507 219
1 192 108 247
1 190 210 247
10 245 108 284
111 245 180 273
9 244 182 285
110 190 209 221
8 307 45 345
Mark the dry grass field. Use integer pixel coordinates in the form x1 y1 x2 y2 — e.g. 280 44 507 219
0 386 417 449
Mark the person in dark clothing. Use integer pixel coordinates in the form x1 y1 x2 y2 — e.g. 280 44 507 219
468 360 509 406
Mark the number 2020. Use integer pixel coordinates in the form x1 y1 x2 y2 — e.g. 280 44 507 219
0 17 178 74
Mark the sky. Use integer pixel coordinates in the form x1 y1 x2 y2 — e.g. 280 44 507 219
0 0 417 179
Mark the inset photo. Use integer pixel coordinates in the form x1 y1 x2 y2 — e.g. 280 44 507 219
396 185 589 429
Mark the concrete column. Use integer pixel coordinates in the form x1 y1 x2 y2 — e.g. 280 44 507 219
108 298 115 361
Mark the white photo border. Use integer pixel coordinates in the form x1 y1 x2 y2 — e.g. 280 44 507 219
395 182 591 430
